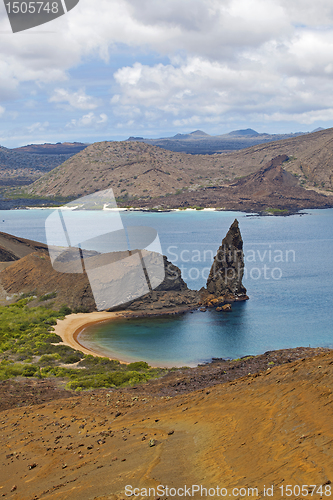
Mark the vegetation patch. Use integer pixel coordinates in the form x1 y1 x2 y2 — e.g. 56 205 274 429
0 299 168 390
264 207 289 215
39 291 57 302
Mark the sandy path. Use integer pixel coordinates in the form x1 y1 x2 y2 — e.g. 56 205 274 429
53 311 133 362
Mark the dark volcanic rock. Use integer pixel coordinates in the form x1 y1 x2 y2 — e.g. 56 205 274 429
0 222 248 314
205 219 248 300
155 256 188 292
125 256 200 312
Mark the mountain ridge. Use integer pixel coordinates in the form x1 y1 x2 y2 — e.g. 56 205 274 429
26 127 333 212
126 127 314 154
0 143 84 187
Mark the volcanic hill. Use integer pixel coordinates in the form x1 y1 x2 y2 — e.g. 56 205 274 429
26 128 333 211
128 155 333 213
0 144 82 187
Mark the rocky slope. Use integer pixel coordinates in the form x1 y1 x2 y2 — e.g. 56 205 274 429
0 231 48 260
0 249 199 313
131 155 333 213
1 348 332 499
27 141 228 200
26 128 333 207
0 145 77 187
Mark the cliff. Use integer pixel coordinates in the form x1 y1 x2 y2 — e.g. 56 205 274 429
0 221 247 313
200 219 248 308
0 249 199 313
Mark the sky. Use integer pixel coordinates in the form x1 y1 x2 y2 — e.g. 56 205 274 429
1 0 333 147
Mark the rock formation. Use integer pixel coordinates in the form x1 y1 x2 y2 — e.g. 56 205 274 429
0 247 199 313
0 222 248 314
202 219 248 307
126 256 200 312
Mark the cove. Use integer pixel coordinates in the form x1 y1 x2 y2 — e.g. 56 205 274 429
77 209 333 366
2 208 333 367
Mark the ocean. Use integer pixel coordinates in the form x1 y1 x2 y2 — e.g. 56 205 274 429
2 208 333 366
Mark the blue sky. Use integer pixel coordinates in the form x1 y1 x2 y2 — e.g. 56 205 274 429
1 0 333 147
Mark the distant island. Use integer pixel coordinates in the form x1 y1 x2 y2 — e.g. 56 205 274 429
0 127 333 213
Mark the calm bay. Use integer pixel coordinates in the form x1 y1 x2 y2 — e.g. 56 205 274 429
2 208 333 366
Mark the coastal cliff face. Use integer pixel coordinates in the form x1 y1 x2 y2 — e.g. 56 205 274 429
126 256 200 312
0 249 199 313
202 219 248 306
0 221 247 313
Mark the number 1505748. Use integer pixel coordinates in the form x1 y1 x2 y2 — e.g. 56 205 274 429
279 484 332 497
5 2 59 14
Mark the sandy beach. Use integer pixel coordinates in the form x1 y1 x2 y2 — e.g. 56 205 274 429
53 311 133 362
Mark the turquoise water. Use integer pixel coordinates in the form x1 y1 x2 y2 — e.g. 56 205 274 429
3 208 333 366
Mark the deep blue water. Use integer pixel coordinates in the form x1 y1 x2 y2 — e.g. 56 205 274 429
2 208 333 366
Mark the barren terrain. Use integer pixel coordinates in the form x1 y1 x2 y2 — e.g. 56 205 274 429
27 128 333 207
1 347 332 499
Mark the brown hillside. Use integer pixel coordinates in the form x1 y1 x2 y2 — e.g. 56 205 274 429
129 155 333 212
0 231 48 260
0 250 199 312
28 128 333 203
0 251 96 311
27 141 228 200
1 349 333 499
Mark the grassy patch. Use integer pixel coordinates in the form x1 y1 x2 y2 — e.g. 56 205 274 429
264 207 289 215
39 291 57 302
0 300 168 390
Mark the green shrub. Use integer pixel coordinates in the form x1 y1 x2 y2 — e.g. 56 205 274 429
0 300 168 390
62 352 84 364
39 353 61 364
59 305 72 316
22 365 38 377
127 361 150 371
39 292 57 302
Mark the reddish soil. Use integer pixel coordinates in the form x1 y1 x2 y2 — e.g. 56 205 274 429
1 348 333 500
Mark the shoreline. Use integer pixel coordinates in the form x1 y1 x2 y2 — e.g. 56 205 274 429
53 310 333 369
53 308 197 368
53 311 136 364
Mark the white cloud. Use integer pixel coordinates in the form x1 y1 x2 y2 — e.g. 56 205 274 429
49 88 100 110
263 108 333 125
2 0 333 138
27 121 49 133
0 105 5 117
66 112 108 128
